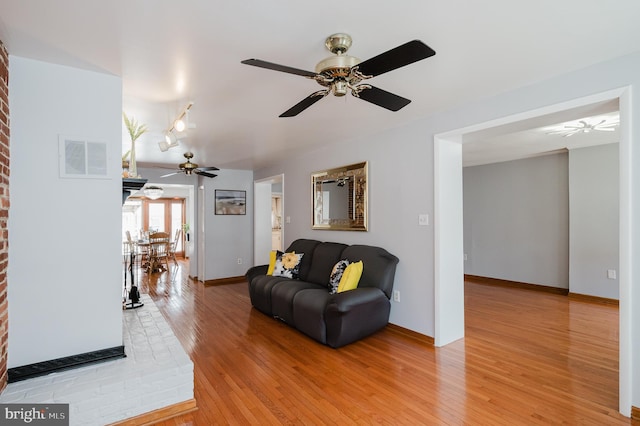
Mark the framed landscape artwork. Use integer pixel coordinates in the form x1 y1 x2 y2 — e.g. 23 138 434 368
215 190 246 215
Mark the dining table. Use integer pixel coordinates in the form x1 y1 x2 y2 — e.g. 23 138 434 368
136 236 170 273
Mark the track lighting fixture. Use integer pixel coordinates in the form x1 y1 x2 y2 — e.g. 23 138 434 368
158 130 180 152
167 101 193 134
159 102 194 152
164 130 177 144
174 118 186 132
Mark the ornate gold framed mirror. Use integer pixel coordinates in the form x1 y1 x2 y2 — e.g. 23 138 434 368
312 161 367 231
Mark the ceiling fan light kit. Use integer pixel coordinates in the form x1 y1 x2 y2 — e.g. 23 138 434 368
241 33 436 117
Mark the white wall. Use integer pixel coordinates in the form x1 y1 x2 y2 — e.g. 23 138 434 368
202 169 254 280
254 50 640 411
569 144 619 299
8 57 123 366
463 153 570 288
462 146 620 298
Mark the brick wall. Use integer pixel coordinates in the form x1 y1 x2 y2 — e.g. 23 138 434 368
0 39 9 393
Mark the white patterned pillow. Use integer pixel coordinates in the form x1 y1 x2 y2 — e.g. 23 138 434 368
329 259 350 294
272 251 304 279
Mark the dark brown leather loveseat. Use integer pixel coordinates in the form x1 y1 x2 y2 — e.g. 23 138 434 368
246 239 399 348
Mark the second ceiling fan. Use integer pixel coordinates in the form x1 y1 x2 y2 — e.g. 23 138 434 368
161 152 219 178
241 33 436 117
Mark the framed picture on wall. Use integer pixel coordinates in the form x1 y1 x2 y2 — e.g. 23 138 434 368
215 190 246 215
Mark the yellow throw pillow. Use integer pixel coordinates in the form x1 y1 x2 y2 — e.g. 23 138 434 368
337 261 363 293
267 250 279 275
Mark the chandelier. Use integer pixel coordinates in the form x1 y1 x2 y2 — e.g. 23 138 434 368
143 186 164 200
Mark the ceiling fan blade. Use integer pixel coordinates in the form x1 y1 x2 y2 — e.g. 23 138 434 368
356 40 436 77
279 91 328 117
161 171 182 178
195 170 218 178
241 59 317 77
355 85 411 111
198 166 220 171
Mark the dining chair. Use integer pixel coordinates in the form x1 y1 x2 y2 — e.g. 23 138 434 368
169 229 182 266
127 230 149 270
148 231 171 272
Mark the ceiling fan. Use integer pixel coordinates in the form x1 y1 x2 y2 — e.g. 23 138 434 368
161 152 219 178
546 119 619 137
241 33 436 117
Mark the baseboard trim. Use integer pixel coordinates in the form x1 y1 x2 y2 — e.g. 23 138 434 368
204 276 246 287
465 274 569 295
568 292 619 306
107 398 197 426
631 405 640 421
387 323 434 346
8 346 125 383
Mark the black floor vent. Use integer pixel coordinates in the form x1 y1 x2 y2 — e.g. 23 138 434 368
7 346 125 383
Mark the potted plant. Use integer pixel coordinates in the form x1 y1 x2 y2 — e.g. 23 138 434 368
123 112 148 178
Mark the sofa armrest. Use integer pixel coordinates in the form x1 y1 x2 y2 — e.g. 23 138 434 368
245 264 268 283
324 288 391 348
326 287 388 312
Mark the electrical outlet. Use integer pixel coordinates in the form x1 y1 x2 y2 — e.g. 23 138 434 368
607 269 616 279
237 258 242 265
464 253 468 261
393 290 400 302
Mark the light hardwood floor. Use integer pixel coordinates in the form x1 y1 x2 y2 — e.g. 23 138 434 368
137 261 637 425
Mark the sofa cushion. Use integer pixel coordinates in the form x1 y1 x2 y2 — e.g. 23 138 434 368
270 280 326 325
285 239 322 281
305 242 348 285
337 260 363 293
329 259 350 294
292 289 332 344
248 274 290 316
266 250 279 275
272 251 303 279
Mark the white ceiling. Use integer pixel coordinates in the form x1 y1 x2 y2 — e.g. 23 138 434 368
1 1 639 170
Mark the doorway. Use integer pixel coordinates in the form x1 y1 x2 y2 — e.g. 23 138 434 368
271 194 283 251
254 174 284 266
122 197 186 257
433 87 632 415
145 199 186 257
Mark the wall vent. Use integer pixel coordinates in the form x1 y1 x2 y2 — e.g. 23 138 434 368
59 135 109 178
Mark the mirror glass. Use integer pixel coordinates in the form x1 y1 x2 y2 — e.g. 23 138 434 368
312 161 367 231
